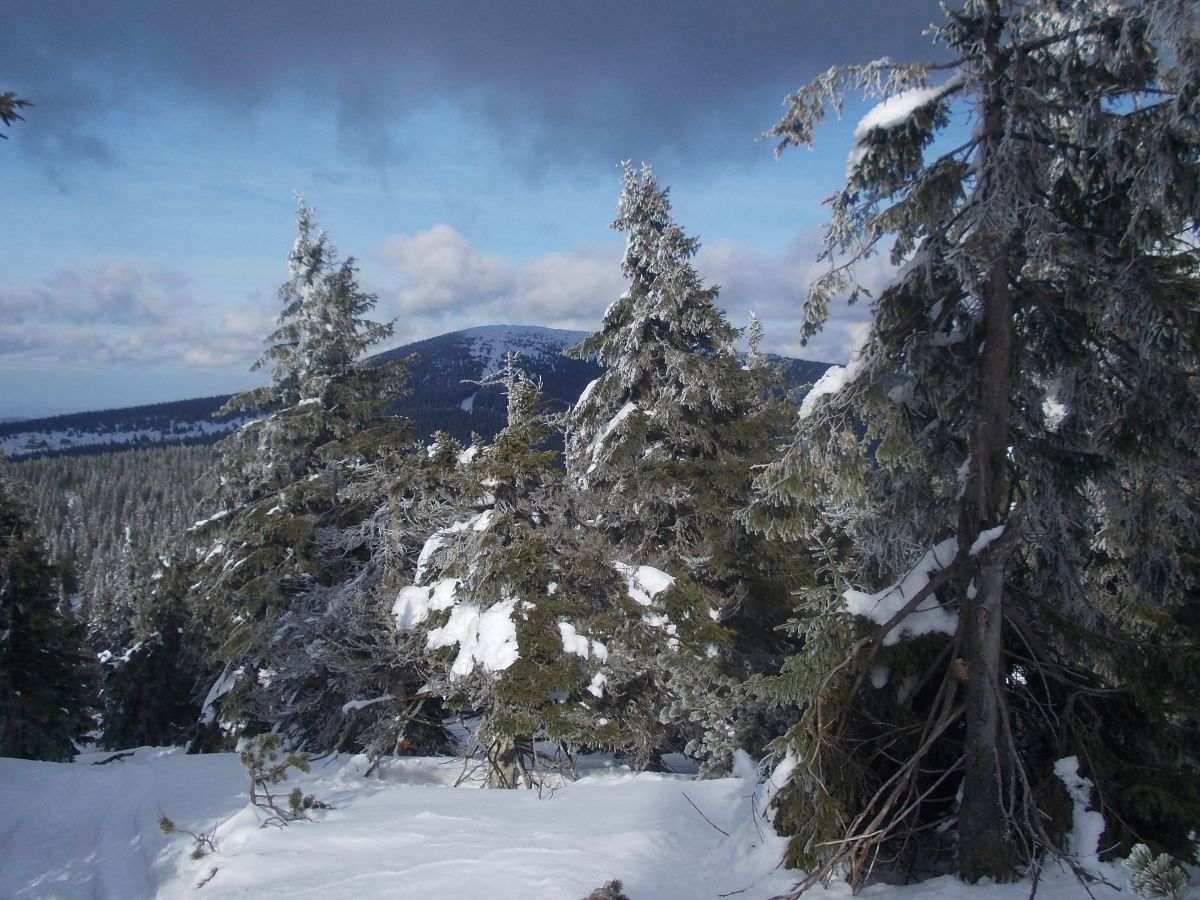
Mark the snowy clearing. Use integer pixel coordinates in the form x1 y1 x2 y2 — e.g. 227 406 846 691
0 748 1138 900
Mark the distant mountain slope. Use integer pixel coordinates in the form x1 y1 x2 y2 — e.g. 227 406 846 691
1 325 835 458
0 396 248 459
376 324 598 443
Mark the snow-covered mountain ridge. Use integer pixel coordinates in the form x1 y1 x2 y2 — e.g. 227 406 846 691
457 323 591 373
0 396 248 460
1 325 831 458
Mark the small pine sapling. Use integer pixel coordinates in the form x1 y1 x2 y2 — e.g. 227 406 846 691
157 816 217 859
238 733 329 827
1125 844 1192 900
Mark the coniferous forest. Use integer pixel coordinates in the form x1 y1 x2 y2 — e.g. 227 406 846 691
2 2 1198 895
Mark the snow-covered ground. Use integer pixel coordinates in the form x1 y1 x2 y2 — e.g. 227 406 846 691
0 748 1137 899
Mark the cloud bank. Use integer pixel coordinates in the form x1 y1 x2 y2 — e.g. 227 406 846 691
2 1 946 174
0 265 273 369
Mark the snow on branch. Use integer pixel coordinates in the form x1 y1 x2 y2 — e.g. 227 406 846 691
798 356 865 420
426 597 520 678
845 74 965 177
764 58 933 156
842 525 1008 645
843 537 960 646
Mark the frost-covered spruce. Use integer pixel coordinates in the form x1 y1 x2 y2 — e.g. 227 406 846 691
187 198 412 745
567 163 768 567
100 564 214 750
566 164 807 767
217 197 407 497
249 433 474 759
394 361 722 785
749 0 1200 888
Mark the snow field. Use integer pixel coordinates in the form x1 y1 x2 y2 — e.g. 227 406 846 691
0 748 794 900
0 748 1142 899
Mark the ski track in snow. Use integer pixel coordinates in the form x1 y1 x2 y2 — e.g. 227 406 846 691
0 749 1137 900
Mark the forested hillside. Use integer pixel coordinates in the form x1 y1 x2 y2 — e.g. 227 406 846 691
6 445 219 638
2 328 829 460
0 396 244 459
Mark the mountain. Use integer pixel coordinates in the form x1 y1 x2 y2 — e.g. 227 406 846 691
0 396 249 459
0 325 834 458
376 324 598 444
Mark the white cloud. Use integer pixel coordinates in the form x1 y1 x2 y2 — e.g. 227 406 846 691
0 230 898 377
375 223 898 364
0 264 185 326
698 230 897 363
377 224 623 342
0 263 276 370
181 307 278 368
380 224 514 313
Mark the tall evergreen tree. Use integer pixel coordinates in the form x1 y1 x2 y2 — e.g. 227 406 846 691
568 163 762 566
751 0 1200 888
0 469 96 761
99 564 213 750
248 428 468 758
219 197 404 496
566 163 808 766
190 199 410 744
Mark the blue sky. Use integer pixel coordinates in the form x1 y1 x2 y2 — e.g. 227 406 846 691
1 1 946 418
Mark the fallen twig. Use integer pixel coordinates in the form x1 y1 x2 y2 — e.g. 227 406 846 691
92 751 135 766
682 791 730 837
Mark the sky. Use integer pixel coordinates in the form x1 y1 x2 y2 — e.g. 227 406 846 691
1 0 948 418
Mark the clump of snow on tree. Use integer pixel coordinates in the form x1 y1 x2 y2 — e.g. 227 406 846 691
425 597 520 677
413 516 481 581
842 528 1007 644
799 357 863 419
392 578 458 629
585 401 640 474
842 537 959 645
558 622 607 661
614 561 674 606
845 79 958 176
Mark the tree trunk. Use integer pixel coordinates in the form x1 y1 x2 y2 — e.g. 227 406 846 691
959 551 1015 881
958 247 1019 884
486 735 522 788
958 0 1018 882
487 736 516 788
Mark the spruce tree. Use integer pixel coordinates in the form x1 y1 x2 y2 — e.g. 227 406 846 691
249 431 468 758
190 198 411 744
566 163 807 767
751 0 1200 888
0 469 96 761
100 565 213 750
568 163 762 567
397 359 720 784
218 197 405 496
